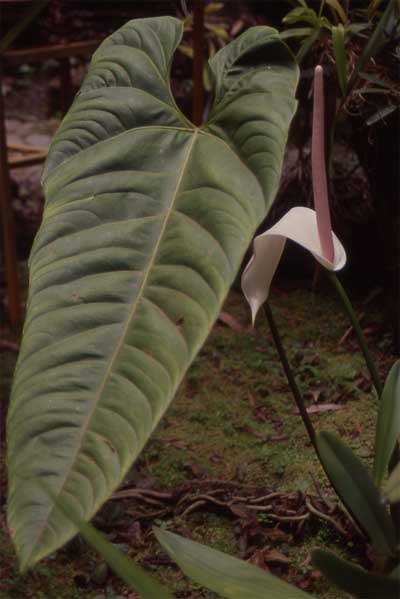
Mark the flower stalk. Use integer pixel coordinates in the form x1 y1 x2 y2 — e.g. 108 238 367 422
328 272 383 397
264 302 317 451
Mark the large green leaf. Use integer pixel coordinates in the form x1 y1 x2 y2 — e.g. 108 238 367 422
155 528 314 599
312 549 400 599
6 17 298 570
316 432 396 556
373 359 400 486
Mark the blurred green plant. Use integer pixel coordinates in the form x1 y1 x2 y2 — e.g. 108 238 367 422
281 0 398 89
278 0 399 224
178 1 246 93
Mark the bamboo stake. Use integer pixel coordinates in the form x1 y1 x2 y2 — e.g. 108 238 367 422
0 64 21 329
192 0 205 126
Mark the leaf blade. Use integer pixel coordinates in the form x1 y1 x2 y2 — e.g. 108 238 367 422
316 432 396 555
155 528 314 599
312 549 400 599
326 0 347 24
52 492 174 598
7 17 299 569
374 360 400 485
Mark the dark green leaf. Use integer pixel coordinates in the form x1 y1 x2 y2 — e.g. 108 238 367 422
155 528 314 599
347 23 370 35
312 549 400 599
296 28 321 62
359 71 394 89
280 27 314 40
283 7 319 26
374 360 400 486
326 0 347 24
316 432 396 555
6 17 299 570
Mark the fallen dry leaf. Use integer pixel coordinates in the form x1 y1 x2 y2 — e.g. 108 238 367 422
293 403 342 414
263 548 291 564
0 340 19 352
218 311 244 332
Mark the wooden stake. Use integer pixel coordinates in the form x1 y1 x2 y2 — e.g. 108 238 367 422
0 64 21 329
192 0 205 126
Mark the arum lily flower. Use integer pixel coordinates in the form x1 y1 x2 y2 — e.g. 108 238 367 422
241 65 347 324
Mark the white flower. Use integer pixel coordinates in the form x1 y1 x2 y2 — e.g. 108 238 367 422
241 206 346 324
241 65 347 324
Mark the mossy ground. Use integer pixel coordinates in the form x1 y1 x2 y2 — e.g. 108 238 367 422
0 275 394 599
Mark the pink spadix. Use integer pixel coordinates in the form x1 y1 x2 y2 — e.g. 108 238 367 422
312 65 335 264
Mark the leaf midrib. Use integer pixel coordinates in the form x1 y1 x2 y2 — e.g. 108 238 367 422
25 129 199 566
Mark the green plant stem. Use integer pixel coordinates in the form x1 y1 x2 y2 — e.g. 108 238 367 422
264 302 317 451
0 0 50 55
328 272 383 397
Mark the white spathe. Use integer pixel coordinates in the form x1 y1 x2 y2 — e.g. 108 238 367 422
241 206 347 324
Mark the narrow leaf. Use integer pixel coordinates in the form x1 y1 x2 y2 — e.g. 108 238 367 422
0 0 50 55
374 360 400 485
347 22 371 35
155 528 314 599
296 28 321 62
332 24 347 96
316 432 396 555
384 461 400 504
359 71 393 89
6 17 299 570
52 493 174 598
283 7 319 26
312 549 400 599
280 27 314 39
326 0 347 24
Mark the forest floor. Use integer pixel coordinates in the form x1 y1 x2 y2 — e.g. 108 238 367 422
0 271 395 599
